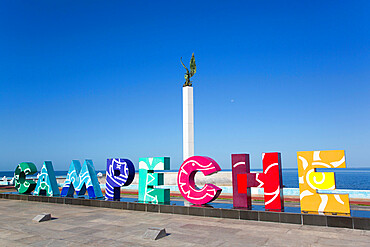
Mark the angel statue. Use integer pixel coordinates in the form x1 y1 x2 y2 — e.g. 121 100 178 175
180 53 196 87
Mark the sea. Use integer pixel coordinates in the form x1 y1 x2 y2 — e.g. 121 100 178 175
1 168 370 190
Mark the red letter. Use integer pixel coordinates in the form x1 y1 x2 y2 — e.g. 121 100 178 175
232 152 284 211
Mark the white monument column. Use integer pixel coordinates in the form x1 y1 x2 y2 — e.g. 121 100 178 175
183 86 194 161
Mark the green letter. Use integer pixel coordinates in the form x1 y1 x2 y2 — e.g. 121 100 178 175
14 162 37 194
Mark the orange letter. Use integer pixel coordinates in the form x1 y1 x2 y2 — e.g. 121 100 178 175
297 150 350 216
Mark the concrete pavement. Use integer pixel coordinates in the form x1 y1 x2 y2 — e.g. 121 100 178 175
0 199 369 246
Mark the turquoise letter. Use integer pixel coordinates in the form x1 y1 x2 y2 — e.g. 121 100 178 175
34 161 60 197
138 157 170 204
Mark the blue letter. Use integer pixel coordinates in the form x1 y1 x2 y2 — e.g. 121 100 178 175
105 158 135 200
61 160 103 199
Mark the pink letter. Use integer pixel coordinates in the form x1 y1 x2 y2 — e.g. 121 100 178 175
177 156 222 205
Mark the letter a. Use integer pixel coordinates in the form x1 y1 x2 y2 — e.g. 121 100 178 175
34 161 60 197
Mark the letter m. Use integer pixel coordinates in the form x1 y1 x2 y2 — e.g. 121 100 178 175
61 160 103 199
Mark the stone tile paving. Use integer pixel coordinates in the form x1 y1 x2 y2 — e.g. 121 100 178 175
0 199 369 247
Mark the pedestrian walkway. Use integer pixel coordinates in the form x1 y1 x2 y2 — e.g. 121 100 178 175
0 199 368 246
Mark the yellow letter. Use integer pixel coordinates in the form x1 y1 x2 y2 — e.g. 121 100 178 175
297 150 350 216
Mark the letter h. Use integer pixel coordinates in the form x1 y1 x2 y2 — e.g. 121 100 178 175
232 153 284 211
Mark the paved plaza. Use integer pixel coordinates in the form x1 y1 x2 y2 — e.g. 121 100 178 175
0 199 369 247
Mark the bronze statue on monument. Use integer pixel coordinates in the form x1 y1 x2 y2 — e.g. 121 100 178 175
180 53 196 87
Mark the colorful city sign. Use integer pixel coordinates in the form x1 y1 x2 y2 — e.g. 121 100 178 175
13 150 350 216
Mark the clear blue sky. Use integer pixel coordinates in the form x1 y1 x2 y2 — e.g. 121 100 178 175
0 1 369 171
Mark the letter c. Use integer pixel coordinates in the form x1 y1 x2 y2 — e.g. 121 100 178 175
177 156 222 205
